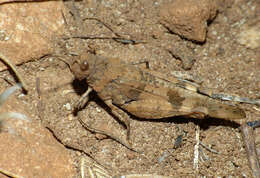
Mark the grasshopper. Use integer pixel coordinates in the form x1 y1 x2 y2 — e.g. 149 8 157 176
70 52 246 146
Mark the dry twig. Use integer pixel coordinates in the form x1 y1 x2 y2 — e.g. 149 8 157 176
194 125 200 170
200 142 220 154
158 134 183 163
0 83 30 124
80 156 111 178
0 53 28 92
0 83 28 178
0 167 24 178
241 124 260 178
0 0 61 5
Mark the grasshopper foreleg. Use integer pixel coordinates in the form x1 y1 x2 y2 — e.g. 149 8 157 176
75 87 93 109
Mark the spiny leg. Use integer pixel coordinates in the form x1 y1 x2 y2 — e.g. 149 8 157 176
104 99 131 141
75 87 93 110
77 110 139 153
76 89 139 152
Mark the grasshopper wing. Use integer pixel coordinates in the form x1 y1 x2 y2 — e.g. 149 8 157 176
112 79 246 120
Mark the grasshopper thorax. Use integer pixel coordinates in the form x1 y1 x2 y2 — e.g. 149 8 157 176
71 53 107 82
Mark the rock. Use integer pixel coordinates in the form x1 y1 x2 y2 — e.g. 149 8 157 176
0 1 66 71
0 120 77 177
237 22 260 49
159 0 218 42
0 87 76 177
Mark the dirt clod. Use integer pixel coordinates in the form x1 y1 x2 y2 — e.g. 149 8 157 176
159 0 218 42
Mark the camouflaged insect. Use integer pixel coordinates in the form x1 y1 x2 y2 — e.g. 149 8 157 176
71 53 245 134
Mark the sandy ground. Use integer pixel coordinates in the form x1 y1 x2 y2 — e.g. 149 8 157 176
0 0 259 177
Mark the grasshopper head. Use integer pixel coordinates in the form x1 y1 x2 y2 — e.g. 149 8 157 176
71 53 97 80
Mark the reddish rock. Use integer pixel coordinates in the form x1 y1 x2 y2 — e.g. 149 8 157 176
159 0 218 42
0 87 76 177
0 120 77 177
0 1 66 70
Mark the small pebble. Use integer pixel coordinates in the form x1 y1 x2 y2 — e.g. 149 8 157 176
64 103 71 111
126 151 136 160
96 107 102 113
18 93 25 98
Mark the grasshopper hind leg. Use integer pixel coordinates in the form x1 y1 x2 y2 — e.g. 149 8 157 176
76 92 138 152
104 99 131 141
77 109 139 153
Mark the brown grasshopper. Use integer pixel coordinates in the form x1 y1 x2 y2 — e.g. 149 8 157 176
70 52 246 145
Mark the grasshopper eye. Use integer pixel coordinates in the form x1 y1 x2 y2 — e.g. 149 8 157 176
80 60 89 71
